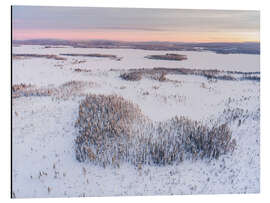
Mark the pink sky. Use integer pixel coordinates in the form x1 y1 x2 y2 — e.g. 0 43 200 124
12 6 260 43
13 29 259 43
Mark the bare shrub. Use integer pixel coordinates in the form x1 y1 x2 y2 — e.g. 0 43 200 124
158 72 167 81
216 75 236 81
71 59 86 65
200 83 207 89
148 72 166 82
222 108 247 123
74 68 91 72
241 75 260 81
75 94 235 167
220 107 260 125
120 72 142 81
142 91 149 96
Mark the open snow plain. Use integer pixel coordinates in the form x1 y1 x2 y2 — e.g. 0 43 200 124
12 45 260 198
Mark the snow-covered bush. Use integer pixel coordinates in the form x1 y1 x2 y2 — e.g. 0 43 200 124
74 94 147 166
75 94 236 167
147 117 235 165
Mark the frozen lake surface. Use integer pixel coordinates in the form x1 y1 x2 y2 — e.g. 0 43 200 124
13 45 260 71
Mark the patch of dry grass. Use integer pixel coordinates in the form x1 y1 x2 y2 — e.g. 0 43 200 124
145 53 187 61
12 83 52 98
12 81 94 99
60 53 122 61
12 83 34 92
12 54 66 60
117 67 259 83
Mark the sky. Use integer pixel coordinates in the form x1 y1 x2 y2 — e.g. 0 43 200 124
12 6 260 43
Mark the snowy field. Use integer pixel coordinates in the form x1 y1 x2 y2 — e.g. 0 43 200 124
12 45 260 198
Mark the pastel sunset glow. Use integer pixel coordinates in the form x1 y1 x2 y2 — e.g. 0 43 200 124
12 6 260 43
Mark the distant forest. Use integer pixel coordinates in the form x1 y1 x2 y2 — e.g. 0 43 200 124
13 39 260 55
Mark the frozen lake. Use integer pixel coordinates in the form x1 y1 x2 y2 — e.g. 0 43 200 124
13 45 260 72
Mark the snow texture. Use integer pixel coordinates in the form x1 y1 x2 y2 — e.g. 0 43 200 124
12 45 260 198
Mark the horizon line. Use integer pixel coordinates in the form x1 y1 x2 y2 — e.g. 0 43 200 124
12 38 260 44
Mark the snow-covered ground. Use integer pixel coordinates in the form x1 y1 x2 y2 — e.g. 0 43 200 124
12 45 260 198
